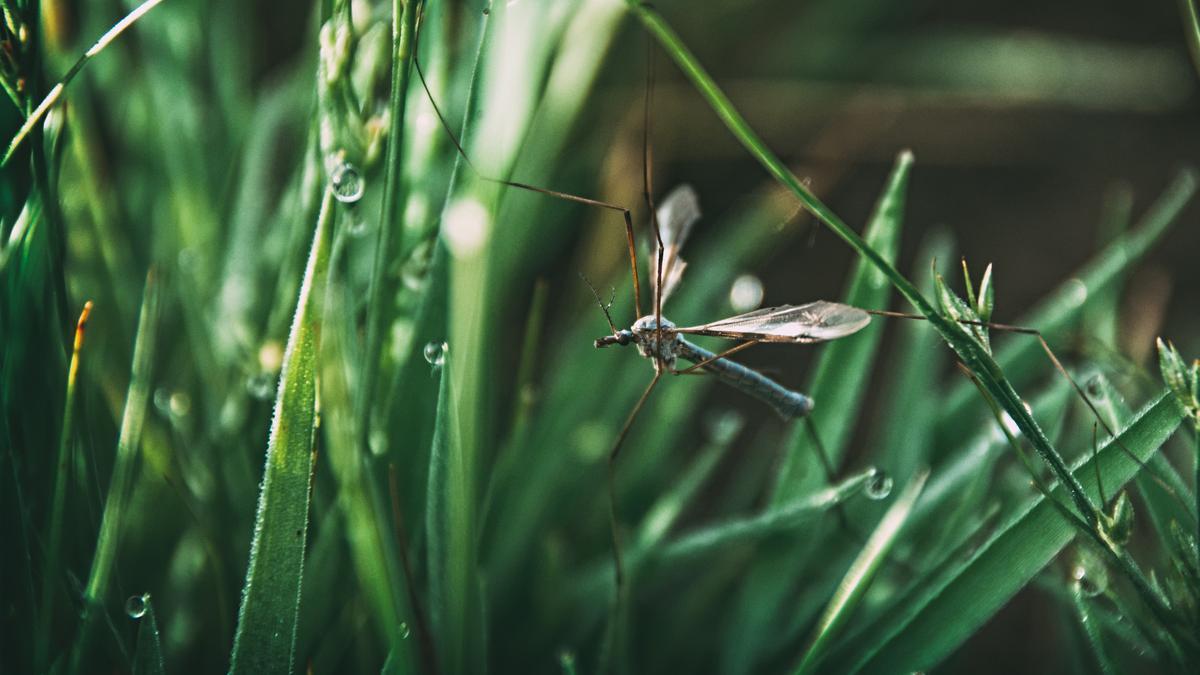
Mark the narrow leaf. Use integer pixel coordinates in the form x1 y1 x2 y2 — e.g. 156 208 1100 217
132 594 165 675
228 189 335 675
794 469 930 675
831 392 1183 674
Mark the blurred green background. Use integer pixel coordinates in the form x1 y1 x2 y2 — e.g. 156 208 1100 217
3 0 1199 673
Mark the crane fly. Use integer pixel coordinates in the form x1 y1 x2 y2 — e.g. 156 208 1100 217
592 187 872 418
587 185 870 585
412 28 1187 612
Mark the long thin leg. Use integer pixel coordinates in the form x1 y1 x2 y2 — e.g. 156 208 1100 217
674 340 758 374
640 38 670 369
413 57 645 318
866 308 1189 512
608 370 663 590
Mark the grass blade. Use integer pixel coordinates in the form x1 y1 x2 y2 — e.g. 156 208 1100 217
131 594 166 675
37 299 92 673
2 0 167 166
228 189 335 675
794 469 929 675
1070 576 1118 675
425 350 479 675
938 170 1198 433
71 275 159 671
830 392 1183 674
774 149 912 498
723 149 910 673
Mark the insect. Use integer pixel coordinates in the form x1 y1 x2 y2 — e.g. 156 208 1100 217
585 184 875 577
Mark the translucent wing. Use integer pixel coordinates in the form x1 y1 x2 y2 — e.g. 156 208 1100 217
650 184 701 307
676 301 870 343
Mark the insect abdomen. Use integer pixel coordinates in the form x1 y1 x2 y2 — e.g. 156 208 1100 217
678 340 813 419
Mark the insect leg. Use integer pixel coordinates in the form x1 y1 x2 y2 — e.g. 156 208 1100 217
608 370 663 590
414 56 645 318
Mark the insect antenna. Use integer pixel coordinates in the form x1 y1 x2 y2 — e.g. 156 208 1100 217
580 273 619 334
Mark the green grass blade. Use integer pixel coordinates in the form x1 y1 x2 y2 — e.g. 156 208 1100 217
627 0 1194 587
2 0 167 166
228 189 335 675
1070 578 1118 675
37 299 93 674
1177 0 1200 78
131 594 166 675
358 0 421 441
723 150 910 673
425 350 479 675
71 275 159 671
938 170 1197 431
775 149 911 497
871 228 953 486
660 469 877 563
794 469 929 675
830 392 1183 674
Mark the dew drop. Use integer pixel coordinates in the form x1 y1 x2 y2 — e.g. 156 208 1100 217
153 388 173 415
1072 565 1105 597
399 622 411 640
125 593 149 619
729 274 764 312
246 372 276 400
865 470 894 500
330 161 364 204
482 7 490 15
423 341 447 368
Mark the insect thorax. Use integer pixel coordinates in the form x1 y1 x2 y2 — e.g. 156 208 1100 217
631 315 683 365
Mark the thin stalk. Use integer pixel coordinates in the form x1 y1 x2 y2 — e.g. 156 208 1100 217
36 300 93 674
357 0 420 440
624 0 1103 529
2 0 168 166
71 275 159 673
1177 0 1200 79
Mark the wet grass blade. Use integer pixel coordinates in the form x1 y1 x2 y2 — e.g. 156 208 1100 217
830 392 1183 674
794 469 929 675
131 594 165 675
425 351 477 675
722 150 909 673
71 275 159 671
228 189 335 675
1071 579 1118 675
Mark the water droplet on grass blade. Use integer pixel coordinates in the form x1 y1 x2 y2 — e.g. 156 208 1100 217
126 593 149 619
1071 565 1106 597
330 161 364 203
865 470 894 500
423 341 447 369
399 622 410 639
246 372 276 400
153 388 172 415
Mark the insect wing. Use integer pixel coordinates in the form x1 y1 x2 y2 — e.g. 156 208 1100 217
651 184 701 306
676 300 870 343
